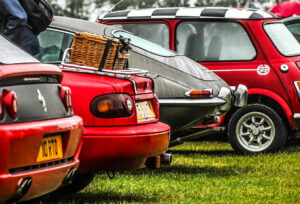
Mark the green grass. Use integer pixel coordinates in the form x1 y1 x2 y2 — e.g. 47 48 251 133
36 137 300 203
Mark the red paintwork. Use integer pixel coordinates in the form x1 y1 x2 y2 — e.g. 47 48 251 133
269 1 300 18
101 17 300 131
0 63 63 79
79 122 170 172
0 115 83 202
61 70 170 173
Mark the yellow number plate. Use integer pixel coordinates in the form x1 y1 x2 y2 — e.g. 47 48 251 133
36 135 63 162
136 101 156 121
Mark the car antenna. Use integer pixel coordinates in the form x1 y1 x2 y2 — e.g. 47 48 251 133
109 0 126 13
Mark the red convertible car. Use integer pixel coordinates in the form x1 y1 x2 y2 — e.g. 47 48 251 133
0 35 83 202
100 7 300 154
37 17 171 193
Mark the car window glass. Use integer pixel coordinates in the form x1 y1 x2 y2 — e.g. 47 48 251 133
37 30 73 63
285 22 300 43
264 23 300 57
113 31 176 57
176 22 256 62
112 23 169 49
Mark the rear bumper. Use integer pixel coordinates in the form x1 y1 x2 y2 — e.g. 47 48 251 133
0 116 83 202
0 159 79 202
78 122 170 172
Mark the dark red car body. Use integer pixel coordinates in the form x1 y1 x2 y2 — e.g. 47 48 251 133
0 36 83 202
99 7 300 153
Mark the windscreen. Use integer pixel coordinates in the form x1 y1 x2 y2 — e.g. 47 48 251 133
113 31 177 57
264 22 300 56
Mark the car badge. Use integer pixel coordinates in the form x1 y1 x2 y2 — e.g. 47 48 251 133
257 64 270 76
37 89 47 112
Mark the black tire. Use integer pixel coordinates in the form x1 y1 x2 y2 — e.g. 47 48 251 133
228 104 287 154
55 172 95 194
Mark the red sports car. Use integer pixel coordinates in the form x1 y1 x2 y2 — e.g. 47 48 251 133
0 35 83 202
37 18 171 193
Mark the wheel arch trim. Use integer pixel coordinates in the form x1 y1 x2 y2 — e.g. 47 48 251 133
248 88 293 126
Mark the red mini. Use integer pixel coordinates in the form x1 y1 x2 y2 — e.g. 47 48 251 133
100 7 300 154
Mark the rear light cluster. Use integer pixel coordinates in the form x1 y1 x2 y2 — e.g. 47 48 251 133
59 86 72 111
185 89 213 98
0 90 18 119
90 93 134 118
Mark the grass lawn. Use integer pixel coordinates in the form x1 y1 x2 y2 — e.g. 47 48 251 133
36 137 300 203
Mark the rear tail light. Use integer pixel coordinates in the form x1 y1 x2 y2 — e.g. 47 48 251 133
185 89 213 98
59 86 72 111
3 90 18 119
90 94 134 118
90 93 134 118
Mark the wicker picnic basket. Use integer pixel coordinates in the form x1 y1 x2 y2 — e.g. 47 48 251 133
69 32 130 70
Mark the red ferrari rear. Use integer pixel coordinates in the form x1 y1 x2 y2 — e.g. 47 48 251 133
0 35 83 202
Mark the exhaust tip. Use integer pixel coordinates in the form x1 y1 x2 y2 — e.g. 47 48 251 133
8 177 32 202
160 153 172 166
63 168 77 185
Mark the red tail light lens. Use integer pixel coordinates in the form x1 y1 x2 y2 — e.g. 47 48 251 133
59 86 72 111
185 89 213 98
3 90 18 119
90 94 134 118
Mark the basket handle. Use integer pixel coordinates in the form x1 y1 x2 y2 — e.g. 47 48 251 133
98 39 112 71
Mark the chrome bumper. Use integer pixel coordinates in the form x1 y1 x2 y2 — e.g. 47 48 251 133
233 84 248 107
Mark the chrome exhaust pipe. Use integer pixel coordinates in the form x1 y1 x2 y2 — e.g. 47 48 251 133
160 153 172 166
8 177 32 202
62 168 77 185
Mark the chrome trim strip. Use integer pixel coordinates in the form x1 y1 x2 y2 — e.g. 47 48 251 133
211 69 256 72
158 98 226 107
293 113 300 119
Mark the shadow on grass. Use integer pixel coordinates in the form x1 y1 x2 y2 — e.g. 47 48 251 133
128 164 252 178
169 149 234 156
27 190 158 203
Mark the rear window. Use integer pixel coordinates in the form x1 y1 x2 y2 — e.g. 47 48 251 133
286 22 300 43
264 22 300 57
37 29 73 63
176 22 256 62
112 23 169 49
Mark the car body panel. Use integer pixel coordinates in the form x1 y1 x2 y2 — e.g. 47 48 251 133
39 16 236 132
0 35 83 202
37 19 171 172
99 7 300 130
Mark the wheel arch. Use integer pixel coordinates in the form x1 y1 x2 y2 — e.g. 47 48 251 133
225 88 293 130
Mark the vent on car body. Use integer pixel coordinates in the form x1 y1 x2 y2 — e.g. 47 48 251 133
9 157 74 174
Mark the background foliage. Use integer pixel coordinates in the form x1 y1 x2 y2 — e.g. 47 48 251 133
48 0 286 20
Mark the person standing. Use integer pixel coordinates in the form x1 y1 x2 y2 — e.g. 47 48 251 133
0 0 40 55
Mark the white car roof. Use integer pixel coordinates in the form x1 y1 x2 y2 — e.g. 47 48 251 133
99 7 278 21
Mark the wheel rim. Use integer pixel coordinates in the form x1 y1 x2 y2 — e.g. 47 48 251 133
235 111 275 152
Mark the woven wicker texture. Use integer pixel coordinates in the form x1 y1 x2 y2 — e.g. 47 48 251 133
70 32 129 70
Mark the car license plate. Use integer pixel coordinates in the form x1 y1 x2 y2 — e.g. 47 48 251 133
136 101 156 121
36 135 63 162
